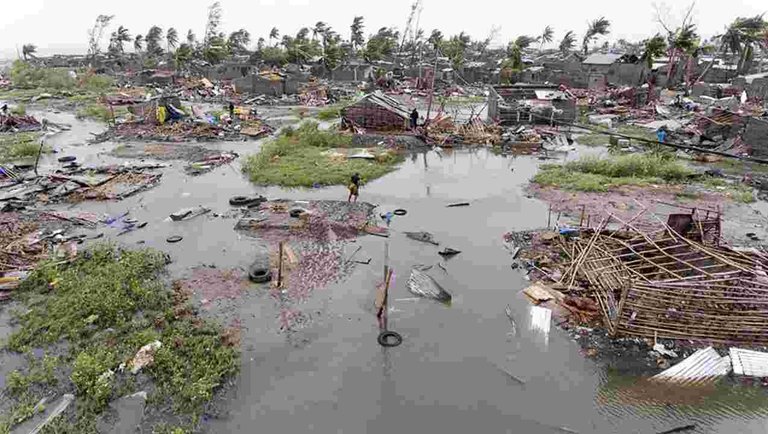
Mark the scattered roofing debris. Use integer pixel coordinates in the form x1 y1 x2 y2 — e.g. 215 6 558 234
730 348 768 377
651 347 731 385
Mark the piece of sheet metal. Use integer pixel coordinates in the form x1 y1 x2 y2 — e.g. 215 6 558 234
730 348 768 377
652 347 731 385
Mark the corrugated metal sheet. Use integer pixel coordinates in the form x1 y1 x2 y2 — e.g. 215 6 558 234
652 347 731 385
583 53 622 65
730 348 768 377
351 91 411 120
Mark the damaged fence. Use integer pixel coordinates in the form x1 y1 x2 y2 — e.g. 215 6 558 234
548 208 768 344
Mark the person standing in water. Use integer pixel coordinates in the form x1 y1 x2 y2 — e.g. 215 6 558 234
348 173 361 203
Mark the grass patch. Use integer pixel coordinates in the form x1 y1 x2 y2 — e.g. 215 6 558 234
700 176 755 203
533 154 694 192
0 133 49 162
316 103 349 121
1 244 239 432
576 125 659 147
243 121 402 187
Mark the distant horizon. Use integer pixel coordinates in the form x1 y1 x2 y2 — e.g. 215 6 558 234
2 0 766 60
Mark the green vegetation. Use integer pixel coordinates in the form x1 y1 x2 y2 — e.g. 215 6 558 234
575 125 659 147
534 153 757 203
76 103 128 123
0 133 50 162
316 103 349 121
242 121 402 187
533 154 694 192
8 61 113 93
1 244 239 432
700 176 755 203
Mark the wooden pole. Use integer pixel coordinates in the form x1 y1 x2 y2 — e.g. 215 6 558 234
277 241 284 288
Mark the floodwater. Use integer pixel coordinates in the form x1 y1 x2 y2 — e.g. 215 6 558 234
3 109 768 433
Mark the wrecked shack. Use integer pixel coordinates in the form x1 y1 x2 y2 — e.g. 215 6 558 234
341 91 411 132
488 84 577 126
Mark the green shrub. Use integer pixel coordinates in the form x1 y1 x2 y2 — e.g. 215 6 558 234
71 348 116 410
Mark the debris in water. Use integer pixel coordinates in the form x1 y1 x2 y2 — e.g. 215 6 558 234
447 202 470 208
404 231 440 245
651 347 731 385
730 347 768 377
505 305 518 336
496 365 526 385
656 425 696 434
438 247 461 257
406 268 451 304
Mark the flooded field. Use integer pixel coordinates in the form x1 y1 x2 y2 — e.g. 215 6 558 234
2 108 768 434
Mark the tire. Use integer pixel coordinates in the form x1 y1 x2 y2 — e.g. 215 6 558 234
378 331 403 347
393 209 407 216
58 156 77 163
289 208 306 218
166 235 183 243
248 267 272 283
229 196 251 206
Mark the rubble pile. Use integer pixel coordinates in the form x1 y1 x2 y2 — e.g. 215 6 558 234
0 114 42 133
513 207 768 345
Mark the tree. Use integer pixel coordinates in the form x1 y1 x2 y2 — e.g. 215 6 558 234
228 29 251 54
269 27 280 45
559 31 576 54
87 14 115 61
364 27 399 62
166 28 179 51
108 26 132 57
441 33 471 69
313 22 327 41
204 1 223 48
351 16 365 50
204 33 230 64
641 34 667 68
260 46 288 66
146 26 164 58
133 34 144 53
504 36 535 72
175 43 194 70
187 30 197 46
321 33 345 71
538 25 554 52
427 29 444 50
296 28 311 42
582 17 611 54
719 15 768 74
257 37 266 51
21 44 37 61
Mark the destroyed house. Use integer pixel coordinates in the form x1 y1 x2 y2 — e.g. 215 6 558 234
583 53 645 89
487 84 576 126
341 91 410 131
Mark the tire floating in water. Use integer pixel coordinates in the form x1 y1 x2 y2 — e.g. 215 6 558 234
229 196 251 206
58 156 77 163
378 331 403 347
393 209 407 216
248 267 272 283
166 235 183 243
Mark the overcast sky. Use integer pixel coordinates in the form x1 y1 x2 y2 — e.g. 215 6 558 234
2 0 766 58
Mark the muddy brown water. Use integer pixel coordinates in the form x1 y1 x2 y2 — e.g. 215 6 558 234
1 109 768 433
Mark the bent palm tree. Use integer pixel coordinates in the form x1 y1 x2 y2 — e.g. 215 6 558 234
582 17 611 54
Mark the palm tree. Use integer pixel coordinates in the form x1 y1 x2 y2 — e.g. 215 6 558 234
21 44 37 60
719 15 768 75
228 29 251 54
166 28 179 51
108 26 132 57
538 26 554 52
269 27 280 46
313 22 327 41
257 37 266 51
351 16 365 50
186 30 196 46
582 17 611 54
145 26 164 57
428 29 443 49
641 34 667 68
134 34 144 52
559 31 576 54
